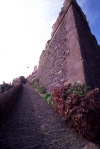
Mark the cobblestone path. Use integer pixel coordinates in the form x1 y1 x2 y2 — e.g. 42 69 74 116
0 84 89 149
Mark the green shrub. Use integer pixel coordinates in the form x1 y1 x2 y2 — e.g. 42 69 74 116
32 78 39 84
32 78 40 91
32 78 53 105
43 93 51 99
39 84 47 94
0 82 13 93
42 93 53 106
32 78 47 94
65 82 90 98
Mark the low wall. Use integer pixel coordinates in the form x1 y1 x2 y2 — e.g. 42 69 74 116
0 83 23 125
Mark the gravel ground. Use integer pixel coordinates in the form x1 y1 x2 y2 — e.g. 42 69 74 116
0 84 90 149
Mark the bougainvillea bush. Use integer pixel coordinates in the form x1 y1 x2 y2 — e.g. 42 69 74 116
52 83 100 142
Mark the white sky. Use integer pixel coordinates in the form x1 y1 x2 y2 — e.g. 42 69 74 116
0 0 100 84
0 0 64 83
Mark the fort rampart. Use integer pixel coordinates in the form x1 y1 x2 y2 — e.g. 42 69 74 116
37 0 100 92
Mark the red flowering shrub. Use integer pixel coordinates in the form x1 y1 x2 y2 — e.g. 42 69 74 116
52 86 67 116
52 83 100 142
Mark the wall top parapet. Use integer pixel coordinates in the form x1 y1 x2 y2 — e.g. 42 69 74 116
51 0 90 37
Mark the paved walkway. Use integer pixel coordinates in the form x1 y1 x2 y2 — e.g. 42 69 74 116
0 84 89 149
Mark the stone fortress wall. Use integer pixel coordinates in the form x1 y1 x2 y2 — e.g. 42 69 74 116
37 0 100 92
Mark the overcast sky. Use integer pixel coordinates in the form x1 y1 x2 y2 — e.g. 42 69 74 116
0 0 100 83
